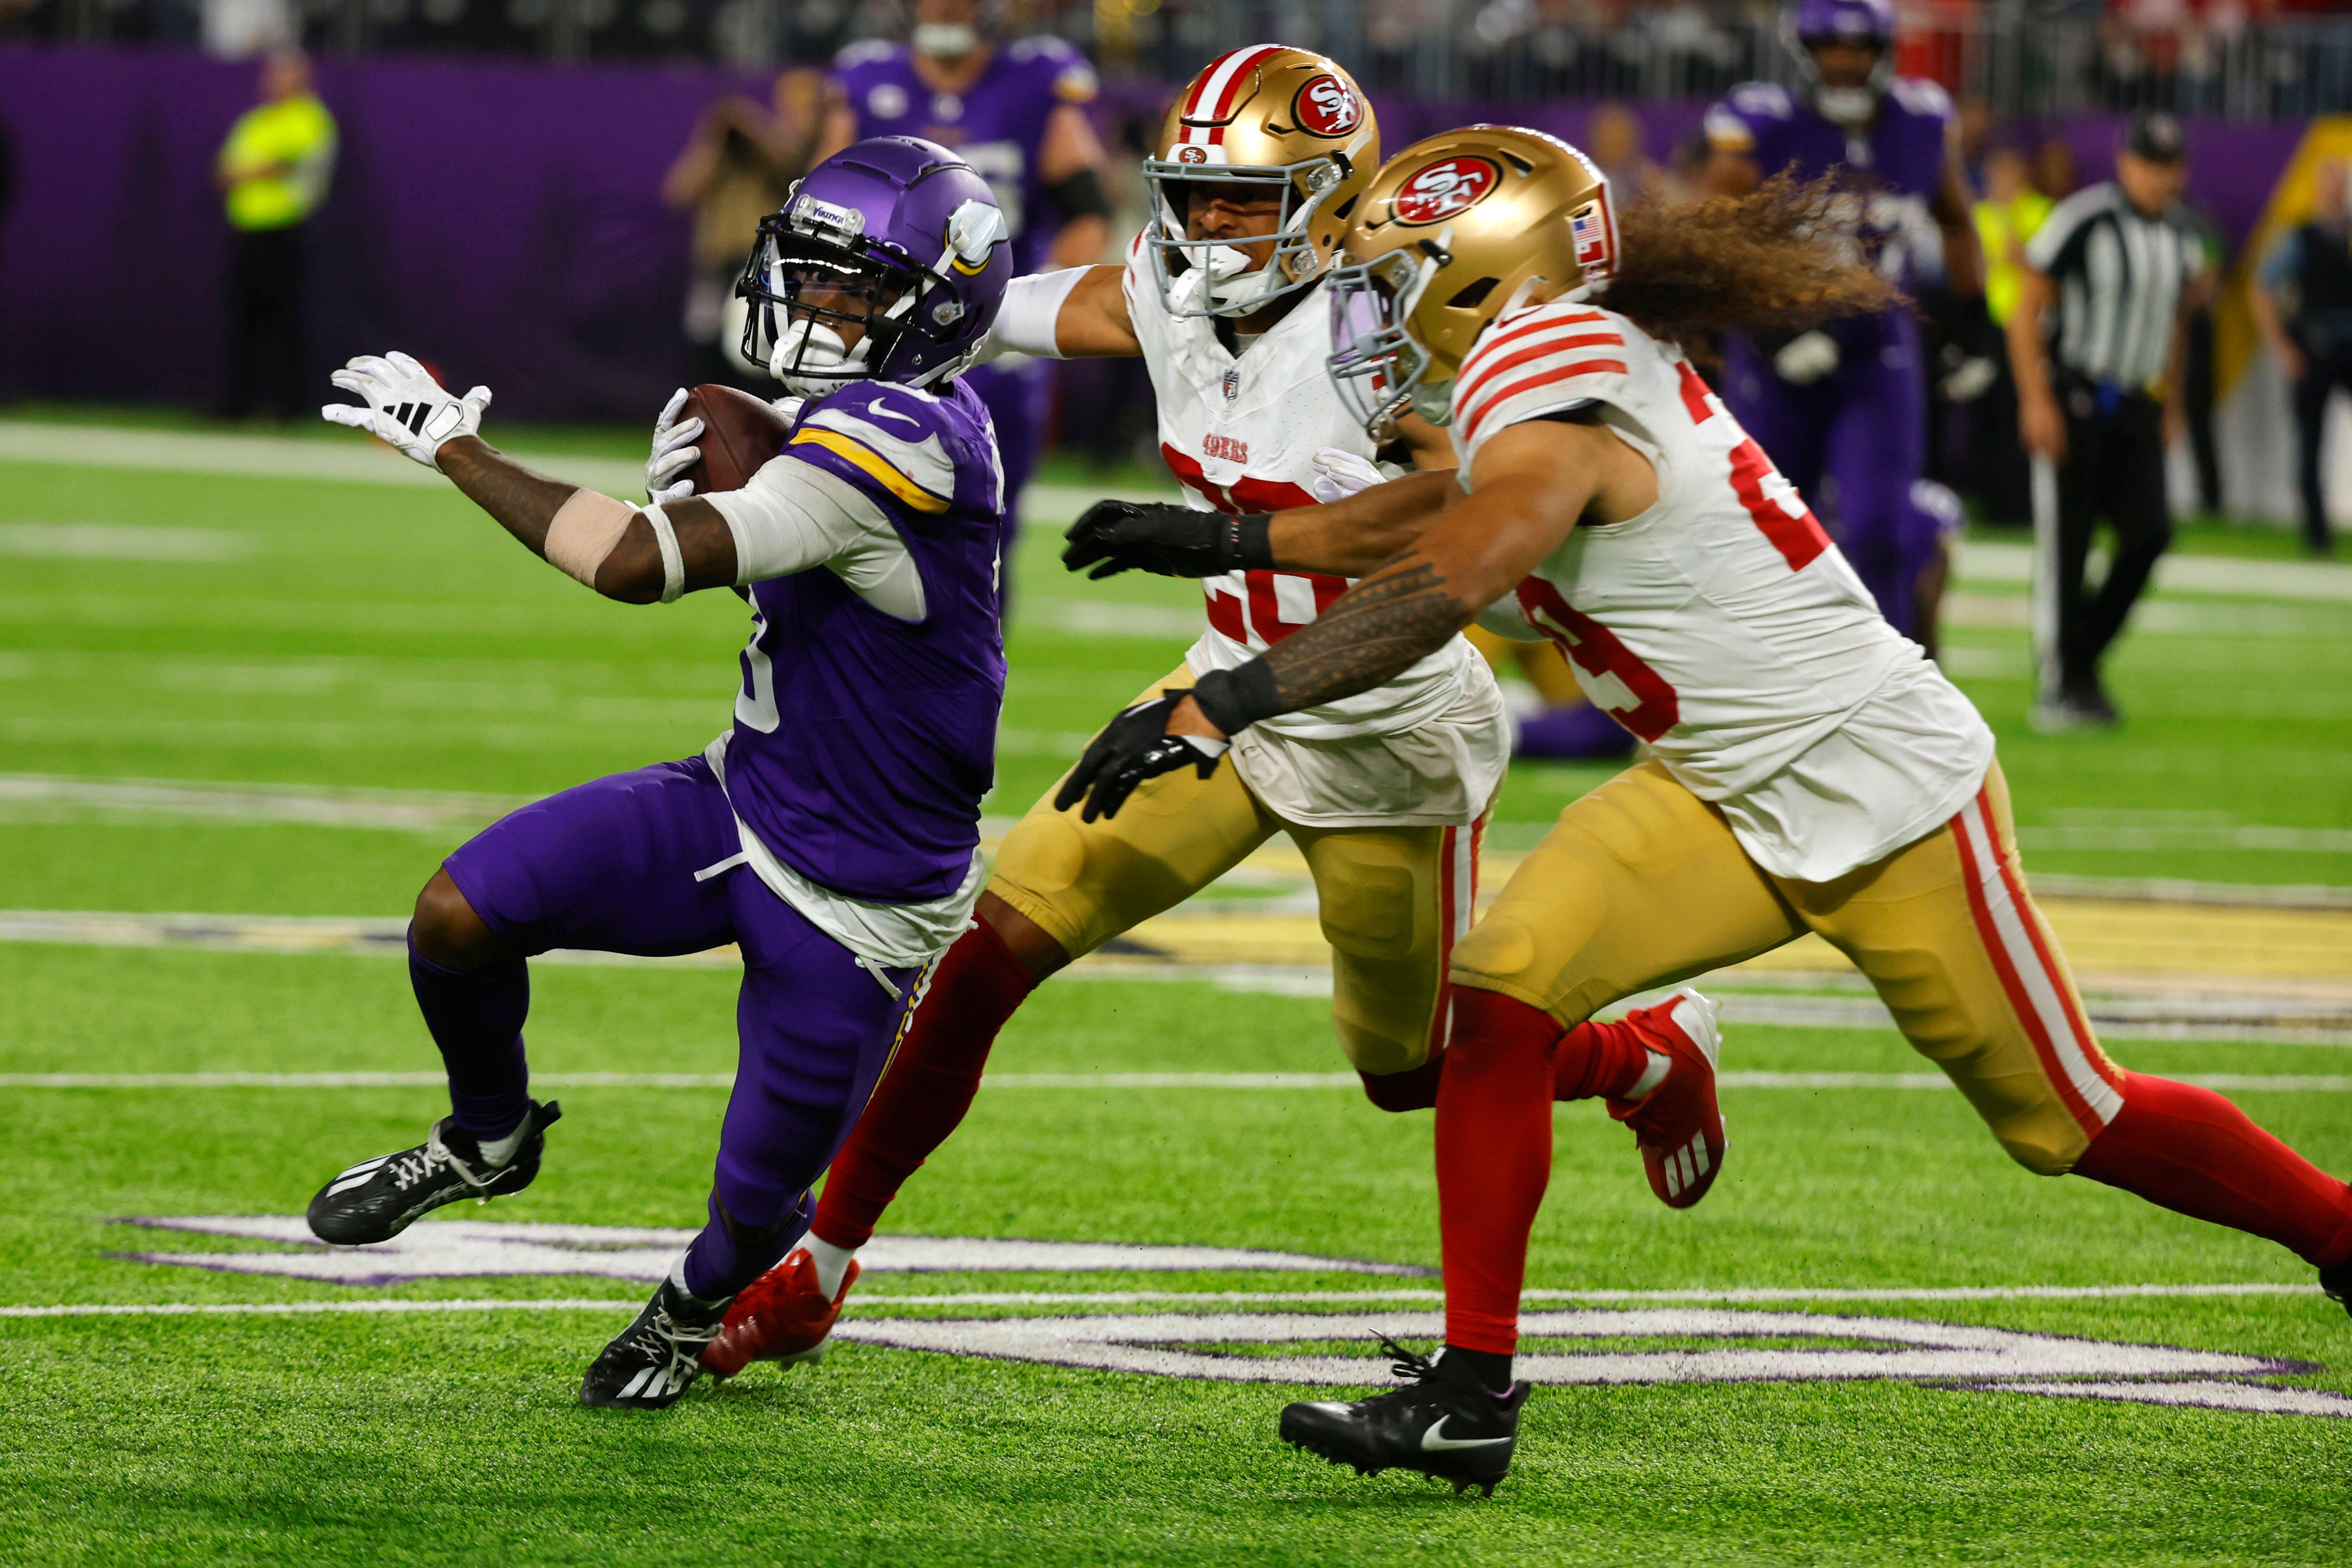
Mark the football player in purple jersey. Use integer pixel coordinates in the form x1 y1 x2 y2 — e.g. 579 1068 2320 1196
821 0 1111 578
1703 0 1981 647
304 138 1012 1410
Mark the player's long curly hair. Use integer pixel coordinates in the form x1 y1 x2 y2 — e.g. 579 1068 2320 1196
1602 174 1903 352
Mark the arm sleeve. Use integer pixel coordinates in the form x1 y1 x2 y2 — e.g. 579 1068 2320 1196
704 451 897 586
984 266 1091 359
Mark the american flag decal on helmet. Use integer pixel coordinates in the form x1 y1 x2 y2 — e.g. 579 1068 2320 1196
1570 198 1614 276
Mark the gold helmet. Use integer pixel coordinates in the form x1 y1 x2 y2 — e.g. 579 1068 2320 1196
1322 125 1617 437
1144 45 1379 319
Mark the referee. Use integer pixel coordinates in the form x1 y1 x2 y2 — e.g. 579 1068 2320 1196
2006 111 2210 730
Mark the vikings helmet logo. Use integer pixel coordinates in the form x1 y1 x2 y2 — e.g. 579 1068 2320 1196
1292 75 1362 138
1390 157 1500 225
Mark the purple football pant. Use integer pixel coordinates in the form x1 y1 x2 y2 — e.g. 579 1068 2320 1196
1724 317 1932 640
440 757 915 1299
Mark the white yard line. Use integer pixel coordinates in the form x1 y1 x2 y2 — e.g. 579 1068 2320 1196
0 1280 2318 1321
8 1069 2352 1091
1957 539 2352 602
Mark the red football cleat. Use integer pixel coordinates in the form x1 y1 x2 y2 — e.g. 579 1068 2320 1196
701 1247 860 1378
1605 988 1726 1209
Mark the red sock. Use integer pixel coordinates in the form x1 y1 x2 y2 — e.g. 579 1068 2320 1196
1552 1017 1652 1102
1437 990 1564 1356
810 918 1039 1250
2073 1071 2352 1267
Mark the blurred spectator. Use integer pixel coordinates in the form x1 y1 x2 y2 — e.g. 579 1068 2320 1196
1970 143 2054 525
663 67 823 389
1585 103 1667 206
2251 156 2352 554
2034 137 2081 200
215 51 335 421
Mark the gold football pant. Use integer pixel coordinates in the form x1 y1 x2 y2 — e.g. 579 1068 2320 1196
1449 757 2123 1173
991 667 1481 1079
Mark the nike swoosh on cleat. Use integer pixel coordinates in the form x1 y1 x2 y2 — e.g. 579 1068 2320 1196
1420 1416 1511 1451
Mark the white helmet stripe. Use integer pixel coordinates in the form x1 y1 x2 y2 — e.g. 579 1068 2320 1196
1182 44 1287 133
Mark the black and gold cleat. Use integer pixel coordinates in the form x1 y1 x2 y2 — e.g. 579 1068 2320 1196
1278 1336 1527 1497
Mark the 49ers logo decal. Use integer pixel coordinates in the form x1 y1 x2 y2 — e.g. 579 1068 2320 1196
1391 157 1500 225
1292 75 1362 137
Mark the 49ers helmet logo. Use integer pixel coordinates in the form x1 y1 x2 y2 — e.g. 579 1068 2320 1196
1391 156 1499 225
1292 75 1362 138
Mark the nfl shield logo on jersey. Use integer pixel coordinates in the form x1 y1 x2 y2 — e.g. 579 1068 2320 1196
1222 368 1241 402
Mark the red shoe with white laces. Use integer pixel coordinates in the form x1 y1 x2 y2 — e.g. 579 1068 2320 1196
1605 988 1726 1209
700 1247 860 1378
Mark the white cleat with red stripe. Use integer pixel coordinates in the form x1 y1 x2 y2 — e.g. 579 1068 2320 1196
1606 989 1726 1209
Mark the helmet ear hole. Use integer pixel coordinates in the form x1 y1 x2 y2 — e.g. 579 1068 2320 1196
1497 150 1535 176
1446 277 1499 310
1330 193 1359 222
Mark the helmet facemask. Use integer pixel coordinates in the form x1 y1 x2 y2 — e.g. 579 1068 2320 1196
1324 240 1448 441
1144 154 1352 320
1790 29 1894 129
738 199 995 395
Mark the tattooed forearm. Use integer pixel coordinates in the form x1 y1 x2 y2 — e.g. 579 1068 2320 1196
435 436 576 557
1259 554 1478 712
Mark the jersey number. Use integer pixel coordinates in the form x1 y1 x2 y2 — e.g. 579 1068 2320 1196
1677 362 1833 573
1513 578 1679 742
1161 441 1342 648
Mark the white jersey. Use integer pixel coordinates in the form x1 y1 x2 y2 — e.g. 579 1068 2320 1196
1122 239 1506 827
1455 300 1994 881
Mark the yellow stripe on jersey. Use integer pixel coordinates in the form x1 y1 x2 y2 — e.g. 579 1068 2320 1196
788 428 951 514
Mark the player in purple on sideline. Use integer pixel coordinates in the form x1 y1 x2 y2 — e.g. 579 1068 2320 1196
1703 0 1982 648
302 138 1013 1410
822 0 1110 578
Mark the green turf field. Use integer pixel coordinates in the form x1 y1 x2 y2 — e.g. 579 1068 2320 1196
4 420 2352 1564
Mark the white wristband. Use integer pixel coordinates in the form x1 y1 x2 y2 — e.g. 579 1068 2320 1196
988 267 1089 360
645 503 685 603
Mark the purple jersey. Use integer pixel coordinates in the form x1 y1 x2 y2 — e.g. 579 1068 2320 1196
832 37 1098 275
1704 77 1951 296
727 377 1007 904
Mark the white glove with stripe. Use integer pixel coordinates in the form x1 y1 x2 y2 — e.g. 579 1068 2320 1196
322 352 491 469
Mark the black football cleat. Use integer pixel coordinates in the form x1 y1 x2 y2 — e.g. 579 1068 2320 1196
305 1099 562 1245
1279 1336 1529 1497
580 1280 729 1410
2321 1255 2352 1318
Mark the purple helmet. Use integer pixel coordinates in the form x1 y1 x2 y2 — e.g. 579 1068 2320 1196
1786 0 1896 127
1791 0 1893 45
736 136 1012 395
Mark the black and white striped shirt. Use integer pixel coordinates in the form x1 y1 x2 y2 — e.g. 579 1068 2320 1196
2025 182 2207 393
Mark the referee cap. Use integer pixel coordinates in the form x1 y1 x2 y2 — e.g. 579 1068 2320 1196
2123 110 2186 165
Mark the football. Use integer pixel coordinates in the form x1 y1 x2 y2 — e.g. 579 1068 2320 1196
677 382 793 494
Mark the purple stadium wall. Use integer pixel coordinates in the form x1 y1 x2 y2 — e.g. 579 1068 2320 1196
0 44 2312 421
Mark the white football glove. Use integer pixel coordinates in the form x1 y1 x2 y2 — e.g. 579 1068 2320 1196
1773 330 1841 387
1307 447 1388 505
322 352 491 469
646 388 704 504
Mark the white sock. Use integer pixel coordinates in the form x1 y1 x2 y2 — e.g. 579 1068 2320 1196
475 1116 529 1166
1625 1051 1671 1101
805 1235 857 1299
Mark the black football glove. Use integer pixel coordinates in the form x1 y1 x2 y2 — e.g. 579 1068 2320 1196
1061 500 1273 580
1053 691 1230 823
